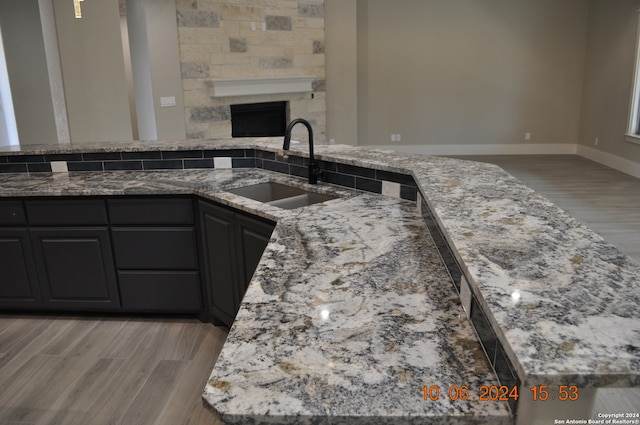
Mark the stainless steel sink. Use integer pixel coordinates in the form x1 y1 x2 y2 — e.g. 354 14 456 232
227 182 337 209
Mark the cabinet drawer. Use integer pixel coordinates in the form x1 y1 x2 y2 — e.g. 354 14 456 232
112 228 197 269
0 201 26 226
26 200 108 226
118 271 202 312
108 198 193 225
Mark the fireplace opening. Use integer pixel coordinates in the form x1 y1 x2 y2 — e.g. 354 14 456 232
230 101 287 137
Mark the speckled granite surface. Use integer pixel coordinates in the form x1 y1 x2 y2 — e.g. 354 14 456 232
0 165 510 423
2 137 639 422
292 142 640 389
204 193 511 424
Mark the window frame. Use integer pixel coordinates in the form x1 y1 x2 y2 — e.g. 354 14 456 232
626 11 640 145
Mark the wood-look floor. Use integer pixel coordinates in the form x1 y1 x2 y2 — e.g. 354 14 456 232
0 154 638 424
451 154 640 262
0 314 226 425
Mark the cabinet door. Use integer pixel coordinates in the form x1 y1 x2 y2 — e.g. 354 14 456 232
30 228 120 310
235 214 275 298
199 201 239 327
0 229 43 309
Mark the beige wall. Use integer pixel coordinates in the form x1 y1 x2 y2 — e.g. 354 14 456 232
0 0 58 146
127 0 186 141
578 0 640 165
325 0 357 145
53 0 133 143
326 0 591 149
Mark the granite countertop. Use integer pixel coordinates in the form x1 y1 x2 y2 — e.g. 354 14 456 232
0 162 512 424
2 138 639 423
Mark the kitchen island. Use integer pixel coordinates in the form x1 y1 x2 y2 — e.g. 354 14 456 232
0 138 638 424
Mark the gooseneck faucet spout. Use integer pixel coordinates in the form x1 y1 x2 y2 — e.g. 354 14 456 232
283 118 321 184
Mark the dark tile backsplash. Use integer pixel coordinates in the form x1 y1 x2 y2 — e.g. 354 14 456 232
103 161 143 171
0 148 418 202
83 152 122 161
68 162 103 172
1 144 516 410
122 151 162 160
421 194 520 413
45 153 83 162
27 163 52 173
184 158 214 169
142 159 184 170
8 154 45 163
161 150 203 159
204 149 247 158
0 163 27 173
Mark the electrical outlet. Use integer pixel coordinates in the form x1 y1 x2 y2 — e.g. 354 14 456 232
525 132 531 141
396 134 401 142
595 137 599 146
160 96 176 107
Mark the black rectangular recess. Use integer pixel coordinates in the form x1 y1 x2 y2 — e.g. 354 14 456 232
230 101 287 137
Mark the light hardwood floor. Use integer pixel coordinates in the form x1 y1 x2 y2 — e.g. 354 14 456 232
0 155 638 424
0 314 227 425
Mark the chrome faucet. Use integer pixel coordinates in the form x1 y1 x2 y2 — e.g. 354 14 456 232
283 118 321 184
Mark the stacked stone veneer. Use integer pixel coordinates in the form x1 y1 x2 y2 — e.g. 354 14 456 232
176 0 326 142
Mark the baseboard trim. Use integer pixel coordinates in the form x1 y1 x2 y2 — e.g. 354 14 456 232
576 145 640 178
369 143 578 156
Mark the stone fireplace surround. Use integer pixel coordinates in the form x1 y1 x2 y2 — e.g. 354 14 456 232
177 0 326 142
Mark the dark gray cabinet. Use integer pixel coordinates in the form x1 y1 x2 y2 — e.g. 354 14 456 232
0 201 42 309
0 228 42 308
0 195 275 325
236 214 275 295
30 228 120 310
24 199 120 310
108 198 203 313
198 200 275 327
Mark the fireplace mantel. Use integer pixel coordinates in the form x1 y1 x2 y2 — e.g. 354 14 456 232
208 76 315 97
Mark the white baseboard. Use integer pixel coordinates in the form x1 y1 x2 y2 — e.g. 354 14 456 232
576 145 640 178
370 143 578 156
